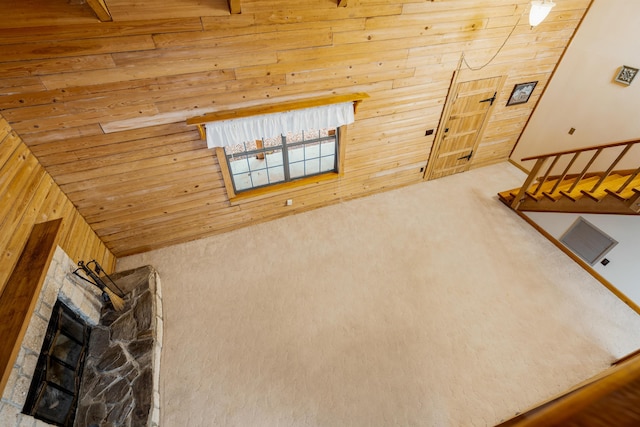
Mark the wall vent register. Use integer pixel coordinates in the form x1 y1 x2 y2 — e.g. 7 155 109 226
560 217 618 266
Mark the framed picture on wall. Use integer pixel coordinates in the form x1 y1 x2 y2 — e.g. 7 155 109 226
614 65 639 85
506 81 538 106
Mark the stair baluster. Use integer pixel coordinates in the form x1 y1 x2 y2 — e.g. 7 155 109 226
616 167 640 194
589 144 634 192
532 155 559 196
547 152 580 196
501 139 640 214
567 148 603 193
510 157 546 210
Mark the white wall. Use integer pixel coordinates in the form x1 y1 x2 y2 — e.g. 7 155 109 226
511 0 640 171
526 212 640 305
513 1 640 307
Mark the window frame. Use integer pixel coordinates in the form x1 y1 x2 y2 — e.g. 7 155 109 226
216 126 347 202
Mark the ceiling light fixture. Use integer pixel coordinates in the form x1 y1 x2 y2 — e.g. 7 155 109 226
529 0 556 27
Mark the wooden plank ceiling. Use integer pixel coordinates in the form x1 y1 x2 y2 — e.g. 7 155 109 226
0 0 592 257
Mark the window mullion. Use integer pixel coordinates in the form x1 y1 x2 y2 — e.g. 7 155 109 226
334 129 339 171
282 134 291 182
243 141 255 189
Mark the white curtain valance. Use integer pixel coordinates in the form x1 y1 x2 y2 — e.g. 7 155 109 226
204 102 355 148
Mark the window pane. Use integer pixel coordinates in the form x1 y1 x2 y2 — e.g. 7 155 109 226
228 154 250 174
320 154 336 172
319 141 336 172
249 168 270 187
286 129 337 180
229 149 286 191
289 159 305 179
263 149 285 185
233 172 253 191
304 158 321 175
268 165 285 182
262 135 282 148
265 149 283 167
287 144 305 163
224 127 338 193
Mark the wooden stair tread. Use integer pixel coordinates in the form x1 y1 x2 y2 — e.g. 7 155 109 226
605 175 640 200
498 189 518 203
560 175 622 201
580 174 629 201
544 176 599 201
497 168 640 215
525 179 561 201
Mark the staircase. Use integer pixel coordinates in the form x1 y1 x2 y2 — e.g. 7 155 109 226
499 140 640 214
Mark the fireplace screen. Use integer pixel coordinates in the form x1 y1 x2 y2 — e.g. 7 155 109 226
23 300 91 427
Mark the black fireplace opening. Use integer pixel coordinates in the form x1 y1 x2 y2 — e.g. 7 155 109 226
23 300 91 427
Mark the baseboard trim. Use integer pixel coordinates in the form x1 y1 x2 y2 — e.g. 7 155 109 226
511 209 640 317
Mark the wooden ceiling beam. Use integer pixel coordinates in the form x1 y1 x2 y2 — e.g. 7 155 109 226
86 0 113 21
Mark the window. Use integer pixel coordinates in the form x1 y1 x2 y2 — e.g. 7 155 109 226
223 128 339 193
186 93 369 199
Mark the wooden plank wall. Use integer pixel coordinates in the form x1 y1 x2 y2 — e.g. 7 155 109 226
0 0 591 257
0 118 116 296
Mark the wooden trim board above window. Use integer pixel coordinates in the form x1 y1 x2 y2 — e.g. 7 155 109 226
186 92 369 140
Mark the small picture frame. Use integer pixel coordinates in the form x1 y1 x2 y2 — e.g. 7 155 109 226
506 81 538 106
614 65 639 86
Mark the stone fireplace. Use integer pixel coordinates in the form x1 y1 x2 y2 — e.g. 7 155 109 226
0 247 163 427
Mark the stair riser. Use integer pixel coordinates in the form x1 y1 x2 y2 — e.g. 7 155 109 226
515 194 637 215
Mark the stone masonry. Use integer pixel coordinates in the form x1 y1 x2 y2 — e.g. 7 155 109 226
74 266 163 427
0 249 163 427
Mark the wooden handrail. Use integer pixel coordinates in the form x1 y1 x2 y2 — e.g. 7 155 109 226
509 137 640 211
496 349 640 426
521 138 640 162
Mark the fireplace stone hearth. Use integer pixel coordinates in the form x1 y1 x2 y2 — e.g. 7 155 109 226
0 248 163 427
74 266 163 427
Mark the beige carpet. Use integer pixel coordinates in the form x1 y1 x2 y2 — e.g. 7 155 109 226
117 162 640 427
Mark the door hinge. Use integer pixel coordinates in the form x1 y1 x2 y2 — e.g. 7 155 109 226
457 150 473 161
479 92 497 106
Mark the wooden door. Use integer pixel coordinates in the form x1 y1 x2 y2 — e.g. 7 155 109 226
427 76 504 180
